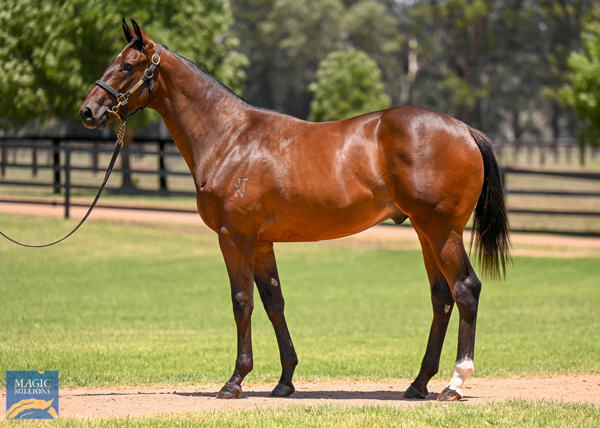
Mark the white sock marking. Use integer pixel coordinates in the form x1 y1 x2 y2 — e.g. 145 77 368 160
447 359 474 397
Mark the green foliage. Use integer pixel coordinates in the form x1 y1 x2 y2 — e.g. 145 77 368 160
260 0 344 61
0 1 111 127
560 4 600 146
233 0 596 141
442 72 490 113
138 0 248 94
308 48 391 122
0 0 247 129
4 0 596 141
341 1 403 64
341 1 405 105
236 0 346 116
408 0 494 124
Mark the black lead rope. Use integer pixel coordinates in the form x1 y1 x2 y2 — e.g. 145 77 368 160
2 45 161 248
0 122 125 248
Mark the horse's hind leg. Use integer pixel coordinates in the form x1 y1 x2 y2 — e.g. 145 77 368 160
254 242 298 397
404 232 454 399
411 220 482 401
439 252 481 401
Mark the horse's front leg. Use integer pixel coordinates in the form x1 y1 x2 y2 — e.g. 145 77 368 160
216 227 256 399
254 242 298 397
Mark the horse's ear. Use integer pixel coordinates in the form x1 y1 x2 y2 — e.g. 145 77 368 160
122 18 134 43
131 19 144 46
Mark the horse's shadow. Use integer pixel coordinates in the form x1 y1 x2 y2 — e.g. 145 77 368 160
68 388 444 401
174 389 441 401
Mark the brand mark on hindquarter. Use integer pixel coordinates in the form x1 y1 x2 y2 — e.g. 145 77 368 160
234 178 248 198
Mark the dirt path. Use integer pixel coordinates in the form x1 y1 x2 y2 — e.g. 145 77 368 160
1 376 597 418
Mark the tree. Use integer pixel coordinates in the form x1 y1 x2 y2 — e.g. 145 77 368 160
308 48 391 122
233 0 345 118
0 1 109 127
400 0 595 140
1 0 248 190
407 0 494 128
560 3 600 145
232 0 596 140
0 0 247 129
536 0 595 140
341 0 405 104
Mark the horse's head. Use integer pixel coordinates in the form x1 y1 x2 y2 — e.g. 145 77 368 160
79 19 161 129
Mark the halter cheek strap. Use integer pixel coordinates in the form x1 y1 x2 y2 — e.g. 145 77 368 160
95 43 162 119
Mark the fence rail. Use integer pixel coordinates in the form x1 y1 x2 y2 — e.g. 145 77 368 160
2 136 600 236
0 135 194 198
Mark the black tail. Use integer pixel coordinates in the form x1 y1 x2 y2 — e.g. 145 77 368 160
468 127 510 279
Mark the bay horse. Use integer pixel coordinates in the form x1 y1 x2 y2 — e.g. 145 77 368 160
80 20 509 401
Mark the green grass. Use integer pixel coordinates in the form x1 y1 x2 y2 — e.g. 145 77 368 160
1 401 599 427
1 213 598 389
1 214 599 425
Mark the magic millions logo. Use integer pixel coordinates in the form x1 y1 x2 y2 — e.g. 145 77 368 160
6 371 59 419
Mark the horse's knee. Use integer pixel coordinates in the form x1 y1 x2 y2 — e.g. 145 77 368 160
232 291 253 319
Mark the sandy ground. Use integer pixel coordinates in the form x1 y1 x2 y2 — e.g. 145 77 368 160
2 201 600 417
1 376 599 418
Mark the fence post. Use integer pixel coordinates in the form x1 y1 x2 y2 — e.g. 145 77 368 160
52 138 61 194
1 144 5 177
158 140 168 192
64 145 71 219
32 140 38 177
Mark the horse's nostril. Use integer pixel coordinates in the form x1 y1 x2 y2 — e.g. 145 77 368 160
80 106 94 121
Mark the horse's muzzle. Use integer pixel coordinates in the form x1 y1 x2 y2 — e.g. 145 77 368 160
79 104 109 130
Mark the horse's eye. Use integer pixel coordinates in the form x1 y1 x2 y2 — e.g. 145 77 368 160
121 63 134 73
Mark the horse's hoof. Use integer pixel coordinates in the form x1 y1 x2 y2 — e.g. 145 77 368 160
216 383 243 399
437 386 463 401
403 383 428 399
270 382 295 397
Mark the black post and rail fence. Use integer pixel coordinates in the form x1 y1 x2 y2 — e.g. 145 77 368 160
0 135 198 219
2 135 600 237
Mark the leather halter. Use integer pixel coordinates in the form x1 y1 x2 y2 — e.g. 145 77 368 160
95 43 162 119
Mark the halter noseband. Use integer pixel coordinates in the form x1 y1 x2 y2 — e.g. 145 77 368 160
95 43 162 119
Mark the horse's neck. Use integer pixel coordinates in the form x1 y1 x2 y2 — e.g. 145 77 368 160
152 50 247 174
